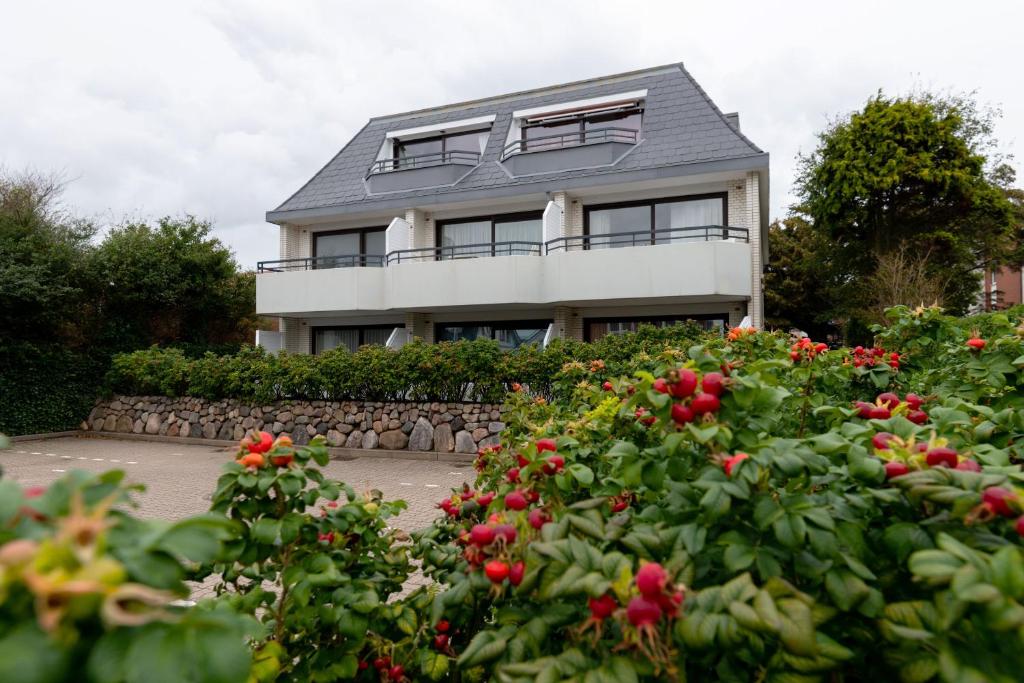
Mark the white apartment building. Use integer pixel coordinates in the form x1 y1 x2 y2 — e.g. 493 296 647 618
257 63 769 354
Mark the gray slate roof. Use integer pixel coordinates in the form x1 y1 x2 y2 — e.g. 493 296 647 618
268 63 766 223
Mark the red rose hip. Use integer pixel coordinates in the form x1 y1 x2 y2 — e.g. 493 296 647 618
691 393 720 415
484 560 510 583
636 562 668 597
626 596 662 627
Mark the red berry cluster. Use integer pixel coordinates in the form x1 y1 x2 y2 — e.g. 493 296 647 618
854 392 928 423
437 484 494 519
978 487 1024 537
627 563 685 628
432 619 451 653
874 435 980 479
455 512 523 587
850 345 901 370
372 655 405 681
789 337 829 362
474 443 502 472
649 368 727 426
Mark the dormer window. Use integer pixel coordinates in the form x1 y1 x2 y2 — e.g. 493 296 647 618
500 90 646 171
392 128 490 168
518 104 643 154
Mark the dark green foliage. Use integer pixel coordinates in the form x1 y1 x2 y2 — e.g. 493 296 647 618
107 323 710 404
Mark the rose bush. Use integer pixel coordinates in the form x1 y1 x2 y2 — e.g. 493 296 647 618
4 305 1024 682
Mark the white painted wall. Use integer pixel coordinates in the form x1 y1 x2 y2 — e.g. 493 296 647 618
385 216 410 254
541 200 563 244
257 241 752 316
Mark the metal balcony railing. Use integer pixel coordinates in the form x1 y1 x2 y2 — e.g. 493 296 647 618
256 254 387 273
544 225 748 253
367 150 481 175
386 241 542 264
256 227 744 273
501 126 639 159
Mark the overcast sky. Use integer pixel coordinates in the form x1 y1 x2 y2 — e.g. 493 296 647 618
2 1 1020 268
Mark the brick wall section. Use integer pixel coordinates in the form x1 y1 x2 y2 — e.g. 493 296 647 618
406 209 435 252
553 306 584 341
85 396 508 453
727 184 745 229
550 191 568 237
744 171 763 328
405 312 435 344
282 319 310 354
566 196 584 241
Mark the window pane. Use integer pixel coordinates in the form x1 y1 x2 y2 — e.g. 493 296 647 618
362 327 394 347
495 219 541 255
440 221 490 259
444 130 486 155
315 328 359 354
654 198 724 243
364 230 386 257
586 206 650 249
315 232 361 268
523 121 580 151
438 325 491 342
494 326 546 351
586 111 642 142
396 138 442 164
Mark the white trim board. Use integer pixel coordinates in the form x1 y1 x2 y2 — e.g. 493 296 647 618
511 90 648 121
386 115 497 140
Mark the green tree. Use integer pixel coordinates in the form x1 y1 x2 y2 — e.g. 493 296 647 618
90 216 257 349
796 91 1022 318
763 215 841 336
0 171 95 344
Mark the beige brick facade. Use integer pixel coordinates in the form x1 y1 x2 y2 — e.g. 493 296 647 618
281 318 311 354
406 209 435 252
553 306 584 342
405 312 435 344
744 171 763 329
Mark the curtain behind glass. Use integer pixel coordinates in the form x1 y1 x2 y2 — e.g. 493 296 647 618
654 198 724 243
315 329 359 354
587 206 650 249
440 221 489 259
315 233 360 268
495 219 541 255
362 327 393 347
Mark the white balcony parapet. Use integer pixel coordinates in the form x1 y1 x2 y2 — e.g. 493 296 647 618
257 240 753 317
542 323 556 348
386 327 411 349
385 216 410 254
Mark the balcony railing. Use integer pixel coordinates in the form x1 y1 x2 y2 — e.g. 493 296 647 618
367 150 481 175
256 227 743 273
386 241 542 264
501 127 639 159
544 226 748 253
257 254 387 273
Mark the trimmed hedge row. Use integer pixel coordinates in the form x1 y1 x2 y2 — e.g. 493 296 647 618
107 322 710 404
0 343 108 436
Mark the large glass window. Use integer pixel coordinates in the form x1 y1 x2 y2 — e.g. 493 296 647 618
393 128 489 167
585 316 726 342
313 325 402 354
313 227 386 268
437 212 543 259
584 194 727 249
520 106 642 153
436 321 550 351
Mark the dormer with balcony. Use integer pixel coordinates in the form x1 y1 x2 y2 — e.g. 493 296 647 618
499 91 645 177
365 115 493 194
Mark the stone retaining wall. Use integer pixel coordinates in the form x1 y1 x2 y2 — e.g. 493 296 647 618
83 396 508 453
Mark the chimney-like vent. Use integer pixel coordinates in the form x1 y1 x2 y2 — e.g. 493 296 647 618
724 112 740 131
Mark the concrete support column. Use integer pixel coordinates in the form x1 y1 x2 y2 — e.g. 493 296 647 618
745 171 764 329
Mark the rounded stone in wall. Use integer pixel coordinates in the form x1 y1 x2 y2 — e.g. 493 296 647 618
362 430 379 450
379 430 409 450
454 430 477 453
345 431 363 448
432 423 454 452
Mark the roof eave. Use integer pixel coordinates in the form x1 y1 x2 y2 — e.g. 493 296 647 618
265 153 769 225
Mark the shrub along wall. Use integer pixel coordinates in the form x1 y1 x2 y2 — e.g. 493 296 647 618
105 323 711 404
84 395 507 453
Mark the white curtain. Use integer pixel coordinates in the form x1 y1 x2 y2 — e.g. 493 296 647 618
495 219 541 255
316 329 358 354
440 221 489 259
659 199 723 243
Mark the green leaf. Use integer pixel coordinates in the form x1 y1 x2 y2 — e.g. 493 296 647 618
0 624 70 683
568 463 595 486
419 651 450 681
251 518 280 545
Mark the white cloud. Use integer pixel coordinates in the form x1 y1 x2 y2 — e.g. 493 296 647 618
1 0 1020 268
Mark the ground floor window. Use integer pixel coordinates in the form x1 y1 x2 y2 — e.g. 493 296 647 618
584 314 727 342
312 325 401 354
435 320 550 350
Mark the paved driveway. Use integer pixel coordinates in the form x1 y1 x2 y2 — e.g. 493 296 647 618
1 436 473 534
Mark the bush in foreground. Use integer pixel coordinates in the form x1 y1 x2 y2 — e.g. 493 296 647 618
2 305 1024 681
